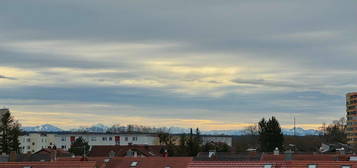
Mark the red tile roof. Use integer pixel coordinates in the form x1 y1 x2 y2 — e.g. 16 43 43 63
33 148 72 157
189 161 284 168
260 153 339 161
188 161 357 168
0 161 96 168
58 156 109 168
104 157 193 168
88 145 163 157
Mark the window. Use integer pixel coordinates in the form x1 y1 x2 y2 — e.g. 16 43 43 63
109 137 113 141
61 137 66 141
130 161 138 167
32 142 35 146
26 138 30 142
103 137 107 141
264 164 272 168
27 146 30 150
308 165 317 168
132 137 138 141
125 137 128 141
61 145 66 149
91 137 97 141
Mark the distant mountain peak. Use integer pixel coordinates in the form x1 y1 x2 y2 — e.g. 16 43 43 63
22 124 64 132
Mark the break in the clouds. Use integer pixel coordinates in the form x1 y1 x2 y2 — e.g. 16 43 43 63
0 0 356 130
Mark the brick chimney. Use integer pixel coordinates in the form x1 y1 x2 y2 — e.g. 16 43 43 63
163 149 168 158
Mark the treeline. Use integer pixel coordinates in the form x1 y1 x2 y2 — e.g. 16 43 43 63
0 109 21 154
234 116 348 153
158 128 230 156
107 124 172 133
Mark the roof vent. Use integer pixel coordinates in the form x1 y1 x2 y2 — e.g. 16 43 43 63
341 166 352 168
273 147 279 155
308 164 317 168
130 161 138 167
264 164 272 168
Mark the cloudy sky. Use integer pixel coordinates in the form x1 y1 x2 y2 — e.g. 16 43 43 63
0 0 356 130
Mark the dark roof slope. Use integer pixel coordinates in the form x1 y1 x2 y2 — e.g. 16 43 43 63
88 145 163 157
195 152 262 161
188 161 357 168
58 156 109 168
0 161 96 168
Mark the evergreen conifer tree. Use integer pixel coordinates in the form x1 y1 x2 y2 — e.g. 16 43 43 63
68 137 90 156
258 116 284 152
0 110 21 154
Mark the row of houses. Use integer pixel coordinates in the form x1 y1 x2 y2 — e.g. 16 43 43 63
2 159 357 168
2 148 357 168
19 132 233 154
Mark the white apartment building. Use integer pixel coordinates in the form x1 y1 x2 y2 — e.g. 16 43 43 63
19 132 160 153
19 132 233 154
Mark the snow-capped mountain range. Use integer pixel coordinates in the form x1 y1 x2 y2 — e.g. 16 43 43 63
21 124 321 136
22 124 64 132
69 123 109 132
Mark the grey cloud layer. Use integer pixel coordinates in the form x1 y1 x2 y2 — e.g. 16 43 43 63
0 0 356 127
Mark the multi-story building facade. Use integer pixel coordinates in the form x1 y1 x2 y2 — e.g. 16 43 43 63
19 132 161 153
19 132 233 154
346 92 357 144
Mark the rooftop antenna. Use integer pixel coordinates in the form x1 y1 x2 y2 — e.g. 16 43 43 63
290 111 296 136
293 116 296 137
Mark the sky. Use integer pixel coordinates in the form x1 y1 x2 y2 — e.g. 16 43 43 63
0 0 356 130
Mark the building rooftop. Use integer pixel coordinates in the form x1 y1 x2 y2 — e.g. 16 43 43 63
104 157 193 168
195 152 262 161
88 145 164 157
188 161 357 168
0 161 96 168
